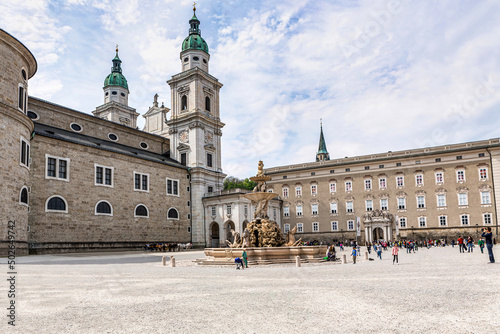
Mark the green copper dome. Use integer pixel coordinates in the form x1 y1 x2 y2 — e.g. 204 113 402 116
103 50 128 90
181 10 209 54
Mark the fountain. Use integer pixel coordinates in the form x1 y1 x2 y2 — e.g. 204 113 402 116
199 161 327 265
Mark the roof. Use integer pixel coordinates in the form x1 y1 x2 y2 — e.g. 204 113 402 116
34 123 187 170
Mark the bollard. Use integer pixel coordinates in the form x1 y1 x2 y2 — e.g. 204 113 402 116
342 254 347 264
171 256 176 267
162 256 166 266
296 255 301 267
364 251 369 260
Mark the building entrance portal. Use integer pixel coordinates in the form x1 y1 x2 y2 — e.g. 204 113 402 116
210 222 220 248
373 227 384 241
363 210 394 243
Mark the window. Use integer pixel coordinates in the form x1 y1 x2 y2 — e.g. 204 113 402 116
282 187 289 198
479 168 488 180
95 165 113 187
273 208 277 220
479 153 485 157
226 205 231 215
312 222 319 232
311 204 318 215
27 110 39 120
419 217 426 227
18 85 25 112
205 96 211 111
295 186 302 197
366 200 373 211
140 142 149 150
398 197 406 210
95 201 112 216
134 204 149 218
329 182 336 193
435 172 443 184
244 205 248 216
20 137 30 168
21 69 27 80
181 153 187 166
379 165 384 168
284 224 290 234
456 170 465 182
435 158 441 162
211 206 216 216
365 166 370 170
331 221 338 231
311 172 315 176
417 196 425 209
347 220 354 230
296 205 303 216
311 184 317 195
456 156 462 160
19 187 28 205
458 193 468 206
396 162 402 167
379 178 386 189
330 170 335 173
168 208 179 219
166 178 179 196
297 223 303 233
284 206 290 217
415 160 421 165
283 176 287 179
346 201 353 213
380 198 388 211
46 196 67 213
365 179 372 190
181 95 187 110
460 215 469 226
437 194 446 207
439 216 447 226
207 153 213 167
330 202 338 214
70 123 82 132
345 181 352 192
481 191 491 204
108 133 118 141
396 176 404 187
46 155 69 181
134 172 149 191
399 217 407 228
416 174 423 186
207 186 213 193
483 213 492 225
345 168 350 172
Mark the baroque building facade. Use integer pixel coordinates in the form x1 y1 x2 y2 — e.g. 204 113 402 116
266 126 500 244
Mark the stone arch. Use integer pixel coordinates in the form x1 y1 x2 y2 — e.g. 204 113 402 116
225 220 235 242
209 221 220 248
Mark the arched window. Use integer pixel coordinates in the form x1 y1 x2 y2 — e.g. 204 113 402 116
95 201 112 216
46 196 67 213
135 204 149 218
181 95 188 110
205 96 211 112
20 187 28 205
168 208 179 219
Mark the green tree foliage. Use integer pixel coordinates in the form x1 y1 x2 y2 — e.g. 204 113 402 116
223 176 257 190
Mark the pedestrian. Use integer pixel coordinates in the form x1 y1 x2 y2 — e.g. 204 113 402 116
451 239 455 248
478 238 485 254
242 249 248 268
392 243 399 265
481 227 495 264
377 243 382 260
467 236 474 253
235 257 244 269
351 246 357 264
457 236 464 253
366 242 371 254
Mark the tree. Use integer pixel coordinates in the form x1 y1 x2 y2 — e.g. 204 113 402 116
223 176 256 190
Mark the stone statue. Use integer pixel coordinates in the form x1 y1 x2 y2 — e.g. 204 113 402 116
285 226 302 246
241 229 250 248
153 93 159 107
226 229 242 248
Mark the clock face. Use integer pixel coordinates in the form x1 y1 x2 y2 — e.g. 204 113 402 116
205 131 213 143
180 131 189 143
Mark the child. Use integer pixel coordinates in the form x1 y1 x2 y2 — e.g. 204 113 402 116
351 246 357 264
392 243 399 265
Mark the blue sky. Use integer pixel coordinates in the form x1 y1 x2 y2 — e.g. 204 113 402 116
2 0 500 178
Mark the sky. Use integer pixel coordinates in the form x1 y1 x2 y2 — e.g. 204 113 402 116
2 0 500 179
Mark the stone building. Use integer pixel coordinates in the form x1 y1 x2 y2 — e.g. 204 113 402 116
265 124 500 244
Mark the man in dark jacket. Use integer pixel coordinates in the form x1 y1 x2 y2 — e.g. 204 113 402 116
481 227 495 264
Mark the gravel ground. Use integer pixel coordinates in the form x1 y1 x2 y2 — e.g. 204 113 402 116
1 246 499 333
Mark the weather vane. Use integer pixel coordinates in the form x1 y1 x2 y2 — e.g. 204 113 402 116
193 2 197 11
116 44 119 52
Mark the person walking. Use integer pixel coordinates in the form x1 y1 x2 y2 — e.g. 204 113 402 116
392 243 399 265
377 243 383 260
478 238 485 254
351 246 357 264
457 236 464 253
467 236 474 253
481 227 495 264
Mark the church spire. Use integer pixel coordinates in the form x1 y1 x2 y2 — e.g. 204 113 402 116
316 119 330 162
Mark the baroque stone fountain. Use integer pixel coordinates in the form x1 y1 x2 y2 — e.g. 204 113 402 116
200 161 327 265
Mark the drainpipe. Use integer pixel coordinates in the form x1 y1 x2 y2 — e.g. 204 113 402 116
486 148 499 238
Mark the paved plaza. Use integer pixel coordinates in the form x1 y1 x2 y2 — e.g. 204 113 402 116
2 246 499 333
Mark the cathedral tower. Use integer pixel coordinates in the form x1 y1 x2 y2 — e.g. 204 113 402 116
166 6 226 246
93 47 139 128
316 120 330 162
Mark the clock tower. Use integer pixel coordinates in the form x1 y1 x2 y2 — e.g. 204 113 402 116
166 6 226 246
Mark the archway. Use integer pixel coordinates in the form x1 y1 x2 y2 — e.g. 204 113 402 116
225 221 235 243
242 220 248 232
373 227 384 241
210 222 220 248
